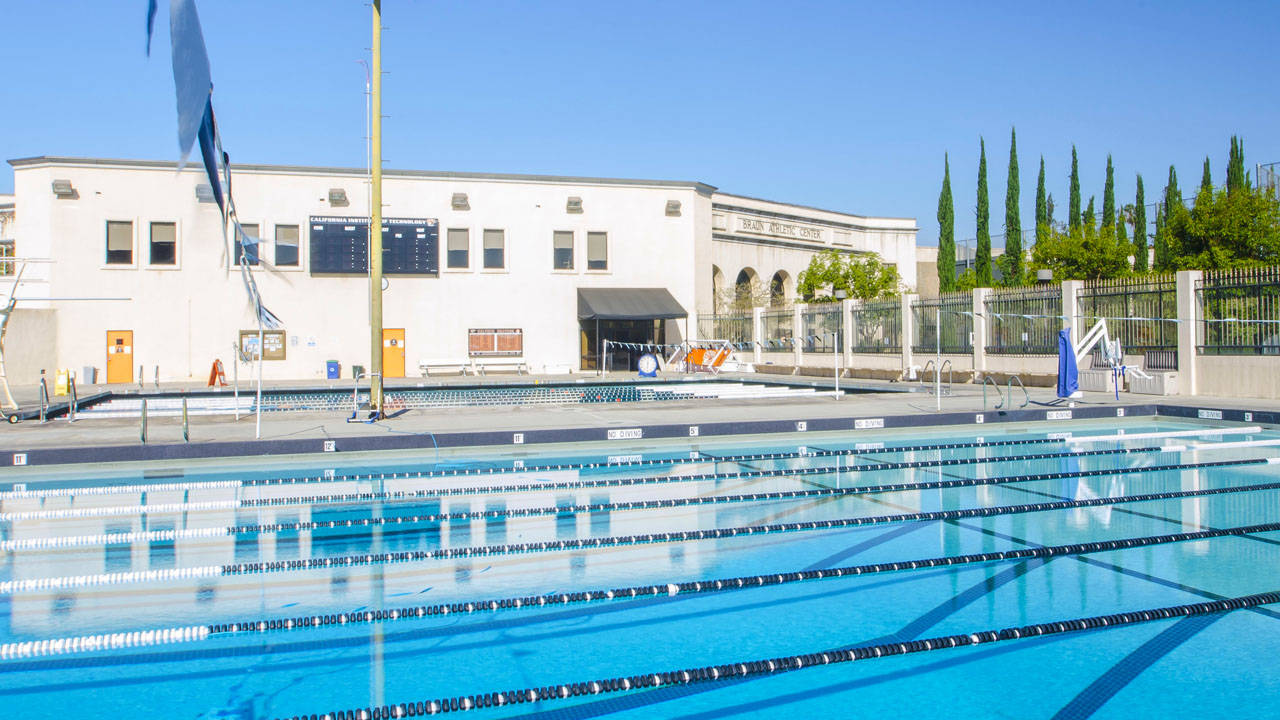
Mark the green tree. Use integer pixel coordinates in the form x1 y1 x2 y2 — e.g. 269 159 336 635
1163 165 1181 222
797 250 901 301
1201 156 1212 194
1069 145 1081 232
936 154 956 292
1002 128 1022 286
1035 156 1048 245
1133 175 1148 272
1083 196 1096 229
1153 206 1172 271
1030 220 1130 280
1102 154 1116 229
1155 166 1184 271
976 138 993 286
1167 184 1280 269
1227 135 1247 195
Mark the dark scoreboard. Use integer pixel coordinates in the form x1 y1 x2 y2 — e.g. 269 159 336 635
309 216 439 275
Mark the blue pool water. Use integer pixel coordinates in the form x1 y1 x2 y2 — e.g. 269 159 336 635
1 417 1279 718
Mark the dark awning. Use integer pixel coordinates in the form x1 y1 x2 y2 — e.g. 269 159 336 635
577 288 688 321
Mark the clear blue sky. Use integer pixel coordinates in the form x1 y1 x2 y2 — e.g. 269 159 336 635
3 1 1277 246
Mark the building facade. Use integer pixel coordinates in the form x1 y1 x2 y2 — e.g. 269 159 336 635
5 156 916 383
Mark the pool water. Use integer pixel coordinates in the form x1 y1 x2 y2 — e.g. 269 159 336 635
1 418 1279 718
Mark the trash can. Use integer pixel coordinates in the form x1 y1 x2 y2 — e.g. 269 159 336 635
325 360 340 380
82 366 97 385
353 364 366 379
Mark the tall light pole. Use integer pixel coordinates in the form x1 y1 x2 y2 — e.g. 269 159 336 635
368 0 385 417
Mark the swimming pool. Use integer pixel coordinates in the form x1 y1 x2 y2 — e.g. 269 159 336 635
73 380 845 418
1 417 1278 718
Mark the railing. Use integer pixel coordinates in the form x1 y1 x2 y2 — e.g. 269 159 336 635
985 286 1061 356
760 307 794 349
911 292 973 354
801 304 842 353
1197 267 1280 355
850 299 901 353
697 312 752 346
1077 276 1177 359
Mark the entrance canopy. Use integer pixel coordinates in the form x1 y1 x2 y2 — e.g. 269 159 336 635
576 288 687 321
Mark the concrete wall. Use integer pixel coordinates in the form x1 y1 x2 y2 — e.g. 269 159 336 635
1196 355 1280 399
3 309 57 385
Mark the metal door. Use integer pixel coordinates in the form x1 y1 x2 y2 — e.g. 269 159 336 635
383 328 405 378
106 330 133 384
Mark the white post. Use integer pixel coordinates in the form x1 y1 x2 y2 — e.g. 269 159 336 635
1176 270 1201 395
973 288 991 378
255 325 263 439
935 306 942 412
232 342 240 421
752 306 764 364
1062 280 1083 348
792 304 804 367
901 294 916 377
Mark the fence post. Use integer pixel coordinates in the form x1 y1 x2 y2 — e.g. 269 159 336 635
1062 280 1083 347
901 294 916 375
1176 270 1201 396
973 288 991 377
752 306 764 365
841 297 853 371
792 304 805 366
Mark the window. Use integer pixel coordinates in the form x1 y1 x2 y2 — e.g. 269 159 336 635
106 221 133 265
275 225 299 267
483 229 505 269
587 231 608 270
447 228 469 268
149 222 177 265
553 231 574 270
236 223 259 266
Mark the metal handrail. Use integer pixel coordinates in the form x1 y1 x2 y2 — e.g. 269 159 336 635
38 371 48 423
67 373 77 422
348 371 383 422
1006 375 1030 409
982 375 1004 410
920 360 935 387
939 359 953 396
919 359 954 397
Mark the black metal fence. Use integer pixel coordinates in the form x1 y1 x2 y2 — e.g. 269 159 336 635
1197 267 1280 355
760 307 794 349
911 292 973 354
697 312 752 346
1077 276 1177 359
850 299 901 353
984 286 1062 355
800 304 842 352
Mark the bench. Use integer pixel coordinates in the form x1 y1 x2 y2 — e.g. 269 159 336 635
418 359 474 377
473 358 529 376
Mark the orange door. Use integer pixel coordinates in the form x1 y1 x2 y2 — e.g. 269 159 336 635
106 330 133 384
382 328 405 378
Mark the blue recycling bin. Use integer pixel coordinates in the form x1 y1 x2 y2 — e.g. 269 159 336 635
326 360 340 379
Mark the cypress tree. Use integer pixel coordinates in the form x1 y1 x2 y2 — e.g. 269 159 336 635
1153 209 1169 271
1201 156 1212 194
1133 175 1148 272
1084 197 1096 230
1227 135 1246 195
1035 157 1048 245
976 138 992 286
1069 146 1081 232
937 154 956 293
1163 165 1180 222
1102 154 1115 230
1004 128 1021 285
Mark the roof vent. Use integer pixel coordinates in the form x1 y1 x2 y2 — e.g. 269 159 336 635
195 183 216 203
566 196 583 214
51 179 77 199
328 188 349 206
665 200 682 217
451 192 470 211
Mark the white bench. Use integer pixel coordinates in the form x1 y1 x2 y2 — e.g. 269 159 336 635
473 358 529 376
418 359 474 376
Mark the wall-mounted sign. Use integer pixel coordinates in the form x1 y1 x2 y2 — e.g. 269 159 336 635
736 216 824 242
309 216 439 275
239 330 287 361
469 328 523 357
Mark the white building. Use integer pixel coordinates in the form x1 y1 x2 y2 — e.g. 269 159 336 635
4 156 916 383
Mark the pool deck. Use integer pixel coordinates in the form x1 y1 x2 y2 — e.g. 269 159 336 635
2 372 1279 467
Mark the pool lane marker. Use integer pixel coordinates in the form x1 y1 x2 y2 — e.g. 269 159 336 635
8 441 1280 549
4 460 1277 595
7 520 1280 661
277 590 1280 720
10 438 1273 524
8 426 1259 501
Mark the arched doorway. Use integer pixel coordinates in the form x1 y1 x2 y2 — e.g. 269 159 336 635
711 265 725 310
733 267 759 310
769 270 791 306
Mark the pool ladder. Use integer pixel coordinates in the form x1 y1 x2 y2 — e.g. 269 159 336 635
919 360 953 397
347 371 383 423
982 374 1030 411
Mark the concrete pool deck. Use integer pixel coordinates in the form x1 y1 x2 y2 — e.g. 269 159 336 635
2 372 1279 467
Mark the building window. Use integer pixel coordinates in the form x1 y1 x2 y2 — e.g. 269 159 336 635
275 225 299 266
149 222 177 265
106 221 133 265
587 232 608 270
0 240 14 277
447 228 469 269
483 229 505 269
236 223 260 266
553 231 574 270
